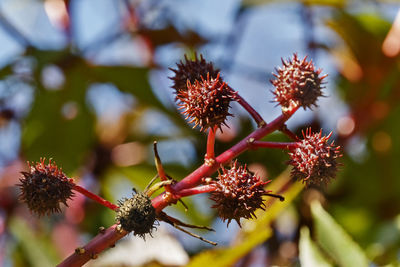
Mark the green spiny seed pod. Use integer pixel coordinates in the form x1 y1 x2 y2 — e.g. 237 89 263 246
210 161 275 227
18 158 75 216
169 54 219 98
116 193 156 237
289 128 342 186
271 53 326 111
177 73 235 131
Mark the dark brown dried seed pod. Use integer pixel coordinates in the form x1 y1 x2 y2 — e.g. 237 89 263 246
289 128 342 186
271 53 327 111
115 192 156 238
18 158 75 216
169 54 219 98
210 161 278 227
177 73 235 131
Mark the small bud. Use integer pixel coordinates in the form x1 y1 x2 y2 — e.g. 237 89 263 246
177 73 235 131
209 161 281 227
271 53 326 111
289 128 342 186
169 54 219 98
18 158 75 216
115 192 156 238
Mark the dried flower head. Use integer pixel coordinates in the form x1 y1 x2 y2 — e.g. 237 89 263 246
289 128 342 186
177 73 235 131
210 161 282 226
271 53 326 111
18 158 75 216
116 192 157 237
169 54 219 98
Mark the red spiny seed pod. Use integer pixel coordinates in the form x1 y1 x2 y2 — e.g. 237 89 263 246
169 54 220 98
18 158 75 216
115 192 157 238
209 161 275 227
288 128 342 186
177 73 235 131
271 53 327 111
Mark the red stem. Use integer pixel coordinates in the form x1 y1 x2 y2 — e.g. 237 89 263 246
206 127 217 160
59 107 298 267
152 106 298 211
280 124 300 141
175 185 217 198
250 141 297 150
57 224 126 267
230 86 265 127
73 185 118 211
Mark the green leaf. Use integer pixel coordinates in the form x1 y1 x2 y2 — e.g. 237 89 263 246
9 217 59 267
186 227 272 267
311 201 370 267
89 66 162 109
299 227 333 267
22 63 95 173
242 0 346 7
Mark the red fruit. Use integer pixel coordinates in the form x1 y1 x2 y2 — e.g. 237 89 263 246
271 53 326 111
209 161 278 227
18 158 75 216
289 128 342 186
177 73 235 131
169 54 219 99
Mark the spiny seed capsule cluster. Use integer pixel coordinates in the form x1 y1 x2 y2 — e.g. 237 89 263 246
18 158 75 216
289 128 341 186
209 161 271 226
177 73 235 131
271 53 326 111
115 193 156 238
169 54 219 98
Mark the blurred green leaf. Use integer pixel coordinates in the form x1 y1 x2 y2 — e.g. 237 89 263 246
311 201 370 267
89 66 162 109
299 227 333 267
22 63 95 173
137 26 206 47
242 0 346 7
9 217 59 267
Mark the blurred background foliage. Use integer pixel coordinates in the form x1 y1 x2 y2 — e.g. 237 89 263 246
0 0 400 266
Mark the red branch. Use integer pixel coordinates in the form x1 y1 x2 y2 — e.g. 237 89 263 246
250 141 297 150
175 185 217 198
230 86 265 127
59 106 298 266
57 224 126 267
205 126 217 161
73 185 118 211
280 124 300 141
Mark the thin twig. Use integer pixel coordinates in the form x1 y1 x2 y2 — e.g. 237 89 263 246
73 185 118 211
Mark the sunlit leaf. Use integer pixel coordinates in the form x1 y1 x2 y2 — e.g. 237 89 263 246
311 201 370 267
299 227 333 267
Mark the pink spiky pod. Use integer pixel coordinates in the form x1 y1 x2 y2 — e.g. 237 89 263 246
209 161 282 227
271 53 327 111
177 73 235 131
169 54 220 99
288 128 342 186
18 158 75 216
